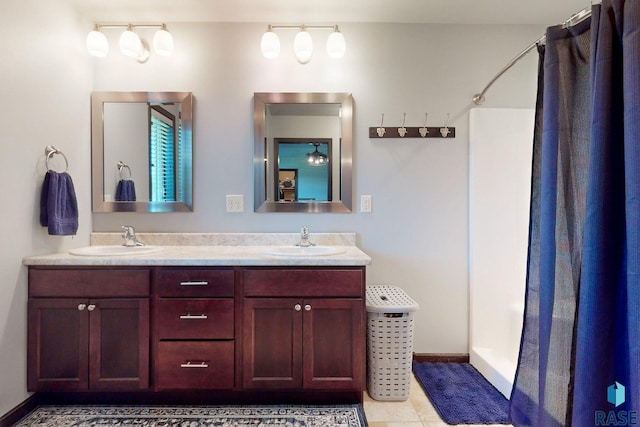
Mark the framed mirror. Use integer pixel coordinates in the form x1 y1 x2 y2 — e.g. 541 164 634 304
253 92 353 213
91 91 193 213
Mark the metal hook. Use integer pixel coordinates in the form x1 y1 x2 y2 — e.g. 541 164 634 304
440 113 451 137
44 145 69 173
117 161 132 180
398 113 407 137
419 113 429 137
376 113 386 137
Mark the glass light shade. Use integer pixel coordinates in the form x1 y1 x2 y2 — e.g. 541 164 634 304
86 30 108 57
326 29 346 59
119 27 142 57
153 26 174 56
293 29 313 64
260 29 280 59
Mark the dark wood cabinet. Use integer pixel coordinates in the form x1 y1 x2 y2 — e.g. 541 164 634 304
153 268 235 390
242 268 365 392
243 297 303 388
27 268 150 392
26 264 366 399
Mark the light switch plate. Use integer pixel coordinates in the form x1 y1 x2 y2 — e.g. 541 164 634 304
360 195 372 213
226 195 244 213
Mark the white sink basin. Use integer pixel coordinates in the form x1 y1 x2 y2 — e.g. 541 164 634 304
263 246 346 257
69 245 164 257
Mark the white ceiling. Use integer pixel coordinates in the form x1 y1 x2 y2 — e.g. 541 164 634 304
74 0 590 26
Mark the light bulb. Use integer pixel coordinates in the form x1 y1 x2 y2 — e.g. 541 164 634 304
326 27 346 59
153 24 174 56
119 25 142 57
261 26 280 59
293 28 313 64
86 28 108 57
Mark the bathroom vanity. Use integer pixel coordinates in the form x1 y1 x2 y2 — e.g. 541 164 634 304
23 233 370 403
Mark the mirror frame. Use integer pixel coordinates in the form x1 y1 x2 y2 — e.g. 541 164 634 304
253 92 353 213
91 91 193 213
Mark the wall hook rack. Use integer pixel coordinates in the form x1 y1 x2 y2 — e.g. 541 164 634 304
368 113 455 139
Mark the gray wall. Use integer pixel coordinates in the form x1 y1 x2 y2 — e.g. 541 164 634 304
0 7 543 415
92 22 542 354
0 0 93 415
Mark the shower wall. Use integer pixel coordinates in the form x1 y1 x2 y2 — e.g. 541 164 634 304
468 108 534 397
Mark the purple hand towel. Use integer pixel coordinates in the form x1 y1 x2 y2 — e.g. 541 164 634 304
40 171 78 236
115 179 136 201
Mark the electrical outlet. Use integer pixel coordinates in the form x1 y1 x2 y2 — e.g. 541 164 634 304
360 195 372 213
226 195 244 213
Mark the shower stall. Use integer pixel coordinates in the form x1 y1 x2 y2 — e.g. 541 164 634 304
468 108 534 397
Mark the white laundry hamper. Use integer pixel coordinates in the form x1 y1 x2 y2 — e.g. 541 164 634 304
366 285 419 401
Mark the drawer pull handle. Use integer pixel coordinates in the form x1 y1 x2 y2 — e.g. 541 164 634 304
304 304 312 311
78 304 86 311
180 281 209 286
294 304 301 312
179 314 208 320
180 361 209 368
87 304 96 311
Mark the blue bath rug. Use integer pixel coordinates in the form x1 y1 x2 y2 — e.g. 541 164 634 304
412 362 510 425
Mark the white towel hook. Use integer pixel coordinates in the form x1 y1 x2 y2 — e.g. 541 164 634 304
419 113 429 137
376 113 386 137
398 113 408 137
440 113 451 138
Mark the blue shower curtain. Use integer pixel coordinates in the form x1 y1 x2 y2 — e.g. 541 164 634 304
573 0 640 424
510 1 640 425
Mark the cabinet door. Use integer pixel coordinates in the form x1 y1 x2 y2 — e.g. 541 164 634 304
28 298 89 391
89 298 149 390
302 298 365 390
243 298 302 389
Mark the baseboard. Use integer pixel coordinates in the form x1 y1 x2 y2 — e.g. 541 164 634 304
0 394 39 427
413 353 470 363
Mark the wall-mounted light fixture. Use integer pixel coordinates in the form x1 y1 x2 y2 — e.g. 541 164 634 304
260 25 345 64
86 23 173 63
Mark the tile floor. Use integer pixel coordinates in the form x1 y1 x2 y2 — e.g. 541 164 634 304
363 374 512 427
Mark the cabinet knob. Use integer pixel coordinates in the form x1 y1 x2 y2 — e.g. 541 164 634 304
294 304 302 312
77 304 86 311
87 304 96 311
304 304 312 311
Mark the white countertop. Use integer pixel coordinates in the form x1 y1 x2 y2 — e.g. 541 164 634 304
23 233 372 267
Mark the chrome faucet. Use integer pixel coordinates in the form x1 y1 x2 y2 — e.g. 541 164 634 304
297 225 315 247
121 225 145 247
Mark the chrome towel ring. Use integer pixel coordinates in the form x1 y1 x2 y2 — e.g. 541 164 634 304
117 161 132 179
44 145 69 173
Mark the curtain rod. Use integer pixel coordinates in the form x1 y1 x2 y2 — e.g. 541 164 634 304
472 6 593 105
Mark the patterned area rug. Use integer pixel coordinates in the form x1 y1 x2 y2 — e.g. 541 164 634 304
15 405 367 427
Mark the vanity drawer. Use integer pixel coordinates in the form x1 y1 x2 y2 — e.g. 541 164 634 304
156 299 234 339
29 268 150 297
243 268 364 297
155 268 234 297
156 341 234 390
